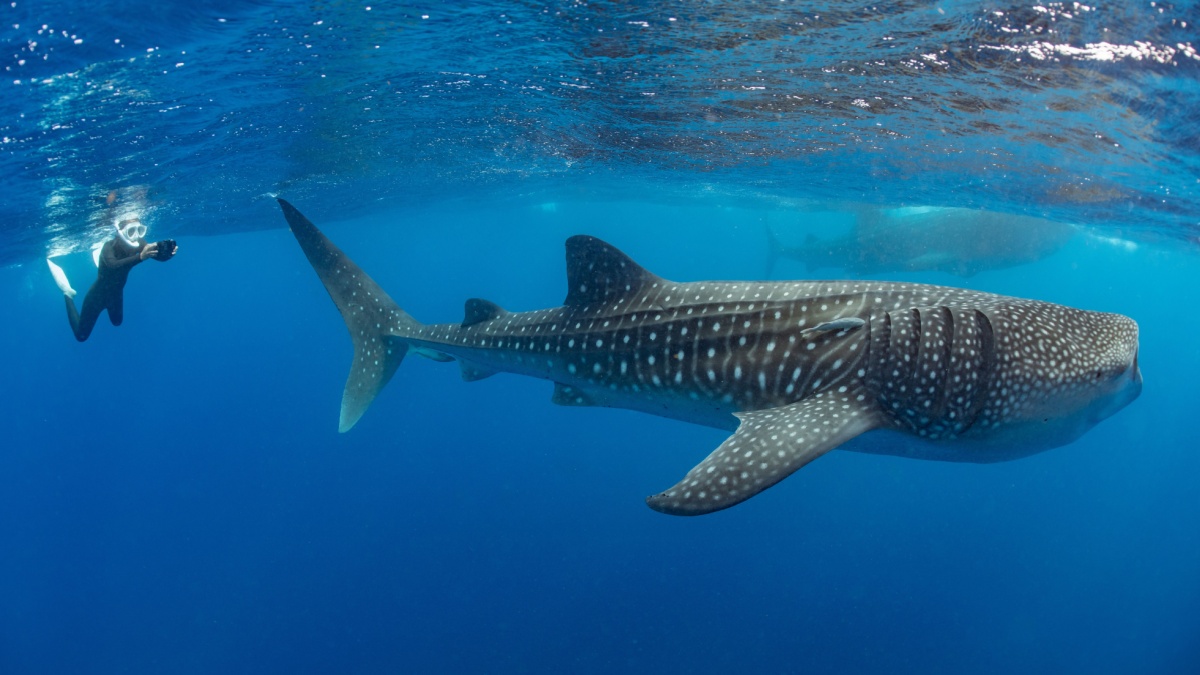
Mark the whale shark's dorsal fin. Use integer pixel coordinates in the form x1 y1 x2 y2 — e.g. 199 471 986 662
563 235 665 308
462 298 507 327
458 298 506 380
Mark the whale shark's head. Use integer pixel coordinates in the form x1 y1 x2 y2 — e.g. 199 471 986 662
992 308 1141 450
1069 311 1142 426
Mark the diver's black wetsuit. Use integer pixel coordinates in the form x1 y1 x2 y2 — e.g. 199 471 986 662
66 237 146 342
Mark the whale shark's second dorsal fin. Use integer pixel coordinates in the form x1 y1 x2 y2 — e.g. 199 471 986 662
563 235 665 309
462 298 507 327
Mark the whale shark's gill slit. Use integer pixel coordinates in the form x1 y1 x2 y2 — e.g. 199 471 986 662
970 308 997 429
865 309 889 401
877 307 892 361
930 306 954 421
941 306 954 357
910 307 923 357
944 308 993 436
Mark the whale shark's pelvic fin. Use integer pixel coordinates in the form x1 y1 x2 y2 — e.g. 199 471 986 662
278 198 419 432
646 392 882 515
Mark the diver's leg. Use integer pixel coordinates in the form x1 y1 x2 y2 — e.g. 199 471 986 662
69 286 105 342
108 291 124 327
65 295 81 336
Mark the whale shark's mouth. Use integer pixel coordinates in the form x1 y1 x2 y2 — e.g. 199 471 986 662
1098 347 1143 425
1127 347 1143 392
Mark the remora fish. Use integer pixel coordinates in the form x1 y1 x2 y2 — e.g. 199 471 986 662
278 199 1142 516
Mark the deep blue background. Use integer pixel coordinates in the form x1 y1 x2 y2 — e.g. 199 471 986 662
3 0 1199 671
1 201 1196 674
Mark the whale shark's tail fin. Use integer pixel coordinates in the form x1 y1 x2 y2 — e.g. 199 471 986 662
278 198 420 432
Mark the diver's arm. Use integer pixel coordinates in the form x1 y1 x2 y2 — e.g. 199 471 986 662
100 240 146 270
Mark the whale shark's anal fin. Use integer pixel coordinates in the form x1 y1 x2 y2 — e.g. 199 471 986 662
460 361 496 382
551 383 598 407
647 393 881 516
278 198 420 432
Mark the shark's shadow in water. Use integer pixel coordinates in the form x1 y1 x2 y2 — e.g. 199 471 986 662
279 199 1141 516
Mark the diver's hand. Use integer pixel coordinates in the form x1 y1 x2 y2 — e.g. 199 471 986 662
139 243 158 261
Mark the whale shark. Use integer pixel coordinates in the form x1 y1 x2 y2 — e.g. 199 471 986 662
766 207 1076 278
278 199 1142 516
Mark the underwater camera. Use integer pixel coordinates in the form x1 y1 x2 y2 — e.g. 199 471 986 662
155 239 177 260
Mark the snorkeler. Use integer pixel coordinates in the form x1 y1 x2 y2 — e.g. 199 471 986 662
47 217 178 342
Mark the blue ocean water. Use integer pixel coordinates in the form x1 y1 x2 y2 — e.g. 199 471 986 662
2 2 1198 674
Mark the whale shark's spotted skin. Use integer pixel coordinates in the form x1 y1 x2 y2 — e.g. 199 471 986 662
279 199 1142 516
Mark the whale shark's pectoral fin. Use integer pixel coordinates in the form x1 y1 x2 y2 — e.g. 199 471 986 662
647 394 881 516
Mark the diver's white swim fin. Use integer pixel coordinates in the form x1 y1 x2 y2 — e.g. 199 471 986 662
46 259 77 298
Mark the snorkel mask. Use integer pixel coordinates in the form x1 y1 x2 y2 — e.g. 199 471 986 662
116 218 147 247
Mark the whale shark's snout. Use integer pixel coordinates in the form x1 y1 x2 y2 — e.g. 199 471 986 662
1131 346 1142 389
1101 339 1142 425
1073 313 1142 432
1111 315 1142 403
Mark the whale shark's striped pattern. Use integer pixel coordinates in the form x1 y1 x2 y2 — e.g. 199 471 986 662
278 199 1142 516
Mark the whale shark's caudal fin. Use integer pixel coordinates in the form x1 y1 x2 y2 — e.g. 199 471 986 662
277 198 420 432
